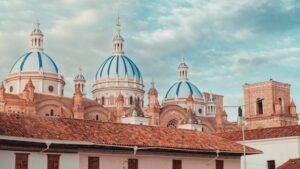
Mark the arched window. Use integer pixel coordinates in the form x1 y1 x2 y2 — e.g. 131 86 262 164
129 96 133 105
50 109 54 116
34 38 37 45
137 97 140 105
167 120 178 128
198 108 202 114
279 98 283 113
256 98 264 115
101 96 105 105
96 115 99 121
38 39 40 46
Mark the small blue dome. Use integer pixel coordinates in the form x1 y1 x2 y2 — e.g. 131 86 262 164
32 28 42 33
95 55 142 80
10 51 59 73
165 81 203 99
74 74 85 81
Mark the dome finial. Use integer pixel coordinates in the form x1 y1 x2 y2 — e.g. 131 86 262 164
117 14 121 36
178 56 188 80
112 15 125 54
30 21 44 51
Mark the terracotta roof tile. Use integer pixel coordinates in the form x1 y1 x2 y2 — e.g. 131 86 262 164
278 158 300 169
0 113 260 154
216 125 300 141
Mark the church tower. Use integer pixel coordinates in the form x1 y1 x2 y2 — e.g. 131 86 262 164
244 79 298 129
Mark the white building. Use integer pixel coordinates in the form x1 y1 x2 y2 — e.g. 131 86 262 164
217 125 300 169
0 113 259 169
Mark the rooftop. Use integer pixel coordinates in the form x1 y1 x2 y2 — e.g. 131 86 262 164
216 125 300 141
0 113 259 155
278 158 300 169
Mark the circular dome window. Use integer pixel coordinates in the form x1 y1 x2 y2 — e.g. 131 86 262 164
48 86 54 92
9 86 13 92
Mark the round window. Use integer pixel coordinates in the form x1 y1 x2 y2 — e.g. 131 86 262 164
9 86 13 92
48 86 54 92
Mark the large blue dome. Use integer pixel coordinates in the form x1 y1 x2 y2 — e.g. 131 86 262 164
10 51 59 73
95 55 142 80
165 80 203 99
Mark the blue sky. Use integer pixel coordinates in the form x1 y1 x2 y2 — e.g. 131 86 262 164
0 0 300 120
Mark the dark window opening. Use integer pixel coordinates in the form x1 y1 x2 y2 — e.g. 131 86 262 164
267 160 275 169
216 160 224 169
50 109 54 116
96 115 99 121
10 86 13 92
128 159 138 169
167 120 177 128
88 157 99 169
279 98 283 113
101 96 105 105
257 98 264 115
198 108 202 114
130 96 133 105
47 155 60 169
48 86 54 92
15 153 29 169
173 160 182 169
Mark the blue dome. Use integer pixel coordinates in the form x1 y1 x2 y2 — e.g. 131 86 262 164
95 55 142 80
74 74 85 81
165 81 203 99
10 51 59 73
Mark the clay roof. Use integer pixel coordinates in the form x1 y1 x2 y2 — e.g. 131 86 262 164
216 125 300 141
278 158 300 169
0 113 260 155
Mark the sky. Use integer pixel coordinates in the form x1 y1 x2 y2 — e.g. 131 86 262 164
0 0 300 121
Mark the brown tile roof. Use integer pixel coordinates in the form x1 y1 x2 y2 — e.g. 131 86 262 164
0 113 260 155
278 158 300 169
216 125 300 141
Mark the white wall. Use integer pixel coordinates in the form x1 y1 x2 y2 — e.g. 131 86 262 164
79 153 240 169
0 150 240 169
0 150 80 169
240 136 300 169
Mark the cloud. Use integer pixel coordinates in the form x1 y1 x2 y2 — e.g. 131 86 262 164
0 0 300 121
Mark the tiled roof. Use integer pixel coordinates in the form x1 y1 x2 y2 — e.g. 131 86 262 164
0 113 259 154
216 125 300 141
278 158 300 169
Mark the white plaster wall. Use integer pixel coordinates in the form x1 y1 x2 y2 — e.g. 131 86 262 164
121 116 150 125
0 150 240 169
79 153 240 169
0 150 80 169
0 150 15 169
178 124 203 132
240 136 300 169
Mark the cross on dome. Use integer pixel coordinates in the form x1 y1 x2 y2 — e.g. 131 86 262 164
113 15 125 54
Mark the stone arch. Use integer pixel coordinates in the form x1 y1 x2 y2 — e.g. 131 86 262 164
36 99 73 118
160 105 186 127
84 106 111 122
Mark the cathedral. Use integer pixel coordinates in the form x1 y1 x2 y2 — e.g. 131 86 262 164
0 19 298 133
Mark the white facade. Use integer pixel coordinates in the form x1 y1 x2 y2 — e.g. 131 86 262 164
0 150 241 169
178 123 203 132
240 136 300 169
121 116 150 125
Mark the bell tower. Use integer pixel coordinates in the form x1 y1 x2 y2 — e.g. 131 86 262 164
244 79 298 129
